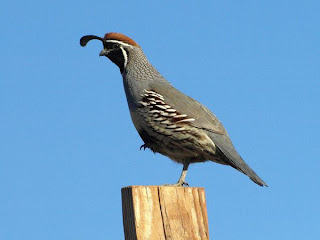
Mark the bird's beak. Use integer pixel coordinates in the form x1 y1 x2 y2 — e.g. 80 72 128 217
99 49 109 57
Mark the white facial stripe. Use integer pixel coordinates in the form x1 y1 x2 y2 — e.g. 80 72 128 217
106 40 134 48
120 46 128 68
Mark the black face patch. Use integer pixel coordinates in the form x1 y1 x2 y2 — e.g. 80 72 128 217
107 50 124 72
105 42 119 50
104 42 128 73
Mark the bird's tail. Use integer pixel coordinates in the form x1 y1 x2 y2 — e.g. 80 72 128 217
216 147 268 187
209 132 268 187
230 159 268 187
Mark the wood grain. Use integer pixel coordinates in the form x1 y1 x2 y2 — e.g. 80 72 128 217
122 186 209 240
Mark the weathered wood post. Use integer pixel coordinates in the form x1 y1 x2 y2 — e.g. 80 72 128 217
121 186 209 240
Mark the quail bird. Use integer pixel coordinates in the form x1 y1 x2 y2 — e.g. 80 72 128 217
80 32 267 187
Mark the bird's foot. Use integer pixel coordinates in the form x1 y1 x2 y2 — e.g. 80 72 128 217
162 181 189 187
140 144 148 151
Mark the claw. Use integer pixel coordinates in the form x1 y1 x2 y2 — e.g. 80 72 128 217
140 144 147 151
182 181 189 187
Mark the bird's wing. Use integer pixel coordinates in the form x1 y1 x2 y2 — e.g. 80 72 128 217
149 82 268 186
149 82 226 135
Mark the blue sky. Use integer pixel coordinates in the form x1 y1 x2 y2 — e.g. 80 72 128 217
1 1 319 239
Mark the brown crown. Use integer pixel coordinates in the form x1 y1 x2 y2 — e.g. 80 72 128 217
104 32 139 47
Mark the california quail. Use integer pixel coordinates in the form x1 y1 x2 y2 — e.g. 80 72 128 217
80 33 267 187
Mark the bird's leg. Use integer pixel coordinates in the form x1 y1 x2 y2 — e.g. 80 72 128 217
176 163 190 186
163 163 190 187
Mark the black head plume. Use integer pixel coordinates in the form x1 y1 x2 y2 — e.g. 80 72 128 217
80 35 106 47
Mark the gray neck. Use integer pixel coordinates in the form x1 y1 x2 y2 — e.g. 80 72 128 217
124 47 165 82
121 47 169 109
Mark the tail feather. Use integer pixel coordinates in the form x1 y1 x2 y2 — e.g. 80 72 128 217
209 132 268 187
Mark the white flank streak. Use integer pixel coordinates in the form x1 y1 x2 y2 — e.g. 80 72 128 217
173 114 188 118
156 105 167 110
176 118 195 123
166 108 177 113
143 89 165 100
155 100 165 104
174 127 186 131
138 101 148 106
149 110 160 113
154 117 164 121
160 111 169 116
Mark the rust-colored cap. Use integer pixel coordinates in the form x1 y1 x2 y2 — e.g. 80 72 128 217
104 32 139 47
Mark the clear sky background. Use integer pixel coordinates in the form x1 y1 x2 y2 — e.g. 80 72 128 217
1 1 319 239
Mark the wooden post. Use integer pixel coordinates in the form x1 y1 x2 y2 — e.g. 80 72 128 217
121 186 209 240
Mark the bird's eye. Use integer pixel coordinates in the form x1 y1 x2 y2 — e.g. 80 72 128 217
113 44 120 49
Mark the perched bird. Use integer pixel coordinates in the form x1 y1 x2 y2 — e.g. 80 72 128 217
80 32 267 187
